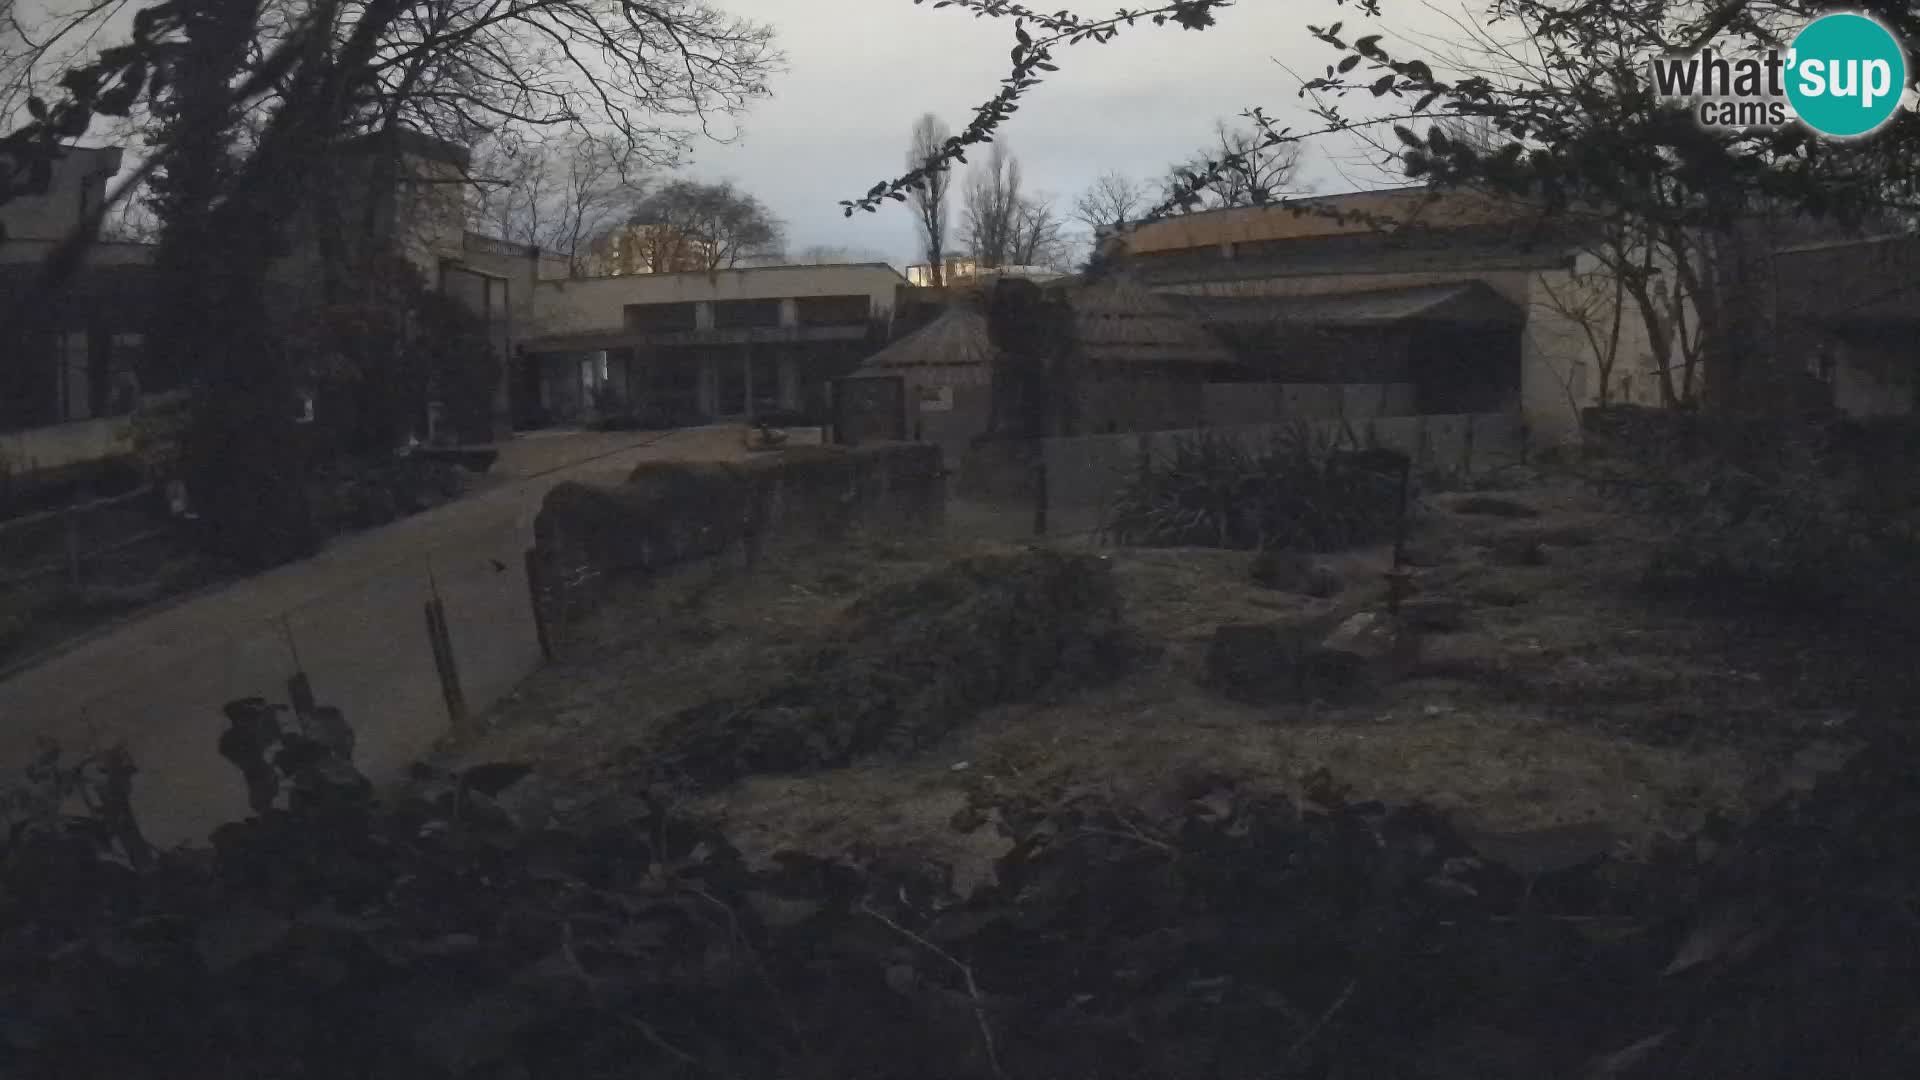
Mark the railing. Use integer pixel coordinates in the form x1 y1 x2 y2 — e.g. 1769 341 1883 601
0 485 167 592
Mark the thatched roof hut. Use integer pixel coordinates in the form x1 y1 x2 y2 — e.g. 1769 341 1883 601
853 302 996 386
1064 274 1242 374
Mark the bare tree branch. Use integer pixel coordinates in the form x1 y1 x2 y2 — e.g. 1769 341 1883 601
907 111 951 284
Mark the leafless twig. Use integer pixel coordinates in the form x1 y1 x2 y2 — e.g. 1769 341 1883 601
861 903 1006 1079
1286 977 1358 1061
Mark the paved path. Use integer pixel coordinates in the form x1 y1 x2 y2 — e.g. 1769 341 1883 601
0 426 753 843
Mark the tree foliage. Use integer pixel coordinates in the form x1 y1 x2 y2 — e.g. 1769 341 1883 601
608 177 784 272
1160 119 1305 213
1 0 780 566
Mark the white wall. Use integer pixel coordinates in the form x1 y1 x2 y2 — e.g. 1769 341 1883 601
529 264 905 337
1522 261 1668 444
0 415 133 473
0 147 120 242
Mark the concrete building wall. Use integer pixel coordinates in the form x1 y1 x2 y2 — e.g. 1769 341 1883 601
1152 266 1538 306
0 147 121 242
893 366 992 469
1830 337 1916 417
1521 264 1667 444
1074 375 1209 435
1201 382 1418 425
529 264 905 337
1152 261 1675 446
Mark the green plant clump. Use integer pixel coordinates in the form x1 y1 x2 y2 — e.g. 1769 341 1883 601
1101 424 1404 551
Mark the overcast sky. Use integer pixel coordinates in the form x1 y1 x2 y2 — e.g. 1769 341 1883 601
11 0 1477 264
678 0 1459 266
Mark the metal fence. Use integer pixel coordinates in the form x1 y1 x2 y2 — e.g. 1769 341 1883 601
0 486 183 653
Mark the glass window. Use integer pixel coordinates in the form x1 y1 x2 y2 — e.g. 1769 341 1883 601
59 331 92 422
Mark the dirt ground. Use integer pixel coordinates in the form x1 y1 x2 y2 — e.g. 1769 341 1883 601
462 470 1864 889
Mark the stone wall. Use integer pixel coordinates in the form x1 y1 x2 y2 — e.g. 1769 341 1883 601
531 443 945 645
1201 383 1419 426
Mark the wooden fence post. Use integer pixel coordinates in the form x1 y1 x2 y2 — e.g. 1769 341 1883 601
1032 441 1049 537
524 548 555 664
63 508 80 588
425 595 470 737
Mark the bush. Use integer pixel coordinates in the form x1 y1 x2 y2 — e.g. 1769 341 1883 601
10 689 1920 1077
649 549 1142 788
1587 407 1920 625
1101 425 1407 551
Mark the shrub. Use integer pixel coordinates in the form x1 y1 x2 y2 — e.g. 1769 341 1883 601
1588 407 1920 625
649 549 1141 788
1101 424 1406 551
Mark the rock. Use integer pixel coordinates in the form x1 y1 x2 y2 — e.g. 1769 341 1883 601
1249 549 1311 591
1206 612 1420 704
1456 820 1619 876
1487 536 1547 566
1400 597 1467 632
1470 582 1532 607
1399 540 1454 568
1206 622 1309 704
1304 612 1422 697
1303 563 1345 598
1250 550 1344 597
1450 495 1541 519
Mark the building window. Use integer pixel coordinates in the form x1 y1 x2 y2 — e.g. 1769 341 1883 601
624 302 699 332
57 331 91 422
794 295 872 327
79 179 101 228
751 356 780 413
109 333 145 414
712 299 782 330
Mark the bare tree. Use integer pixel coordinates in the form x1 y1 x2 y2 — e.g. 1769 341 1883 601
1011 193 1069 269
1071 171 1146 234
793 243 892 265
1162 120 1304 213
964 141 1024 268
907 112 952 285
467 134 635 275
622 178 784 271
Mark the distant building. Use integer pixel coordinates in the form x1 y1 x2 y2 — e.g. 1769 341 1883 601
1772 233 1920 417
904 257 1067 287
1 146 158 485
1107 187 1671 443
0 145 121 243
839 275 1241 459
514 263 906 427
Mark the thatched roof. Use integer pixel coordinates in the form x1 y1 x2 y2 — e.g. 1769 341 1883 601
856 303 997 375
1066 275 1240 370
1164 281 1524 330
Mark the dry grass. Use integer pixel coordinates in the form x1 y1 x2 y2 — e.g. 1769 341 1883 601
463 475 1865 883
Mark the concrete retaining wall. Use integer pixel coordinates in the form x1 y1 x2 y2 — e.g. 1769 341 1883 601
1201 383 1419 427
531 443 946 646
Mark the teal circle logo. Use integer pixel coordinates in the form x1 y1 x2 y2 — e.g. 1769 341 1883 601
1787 13 1908 137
